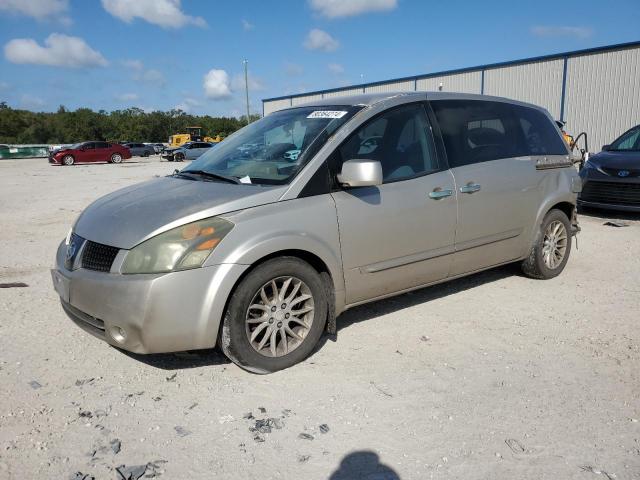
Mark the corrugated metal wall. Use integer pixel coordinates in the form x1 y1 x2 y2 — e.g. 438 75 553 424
365 80 414 93
416 71 481 94
484 60 564 119
263 43 640 153
564 47 640 150
291 94 323 106
323 87 364 98
263 98 291 115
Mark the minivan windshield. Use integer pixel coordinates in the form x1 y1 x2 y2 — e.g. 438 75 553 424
181 106 360 185
609 126 640 151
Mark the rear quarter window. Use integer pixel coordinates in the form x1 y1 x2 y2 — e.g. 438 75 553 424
431 100 567 168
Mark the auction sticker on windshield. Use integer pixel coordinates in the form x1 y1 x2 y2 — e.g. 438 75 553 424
307 111 348 119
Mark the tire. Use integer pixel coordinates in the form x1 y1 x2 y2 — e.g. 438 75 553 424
220 257 328 374
144 151 150 157
521 208 572 279
175 153 184 162
62 155 74 166
111 153 123 164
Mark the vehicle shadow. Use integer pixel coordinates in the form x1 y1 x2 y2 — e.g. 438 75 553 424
325 263 517 340
328 450 400 480
124 264 518 371
121 348 229 370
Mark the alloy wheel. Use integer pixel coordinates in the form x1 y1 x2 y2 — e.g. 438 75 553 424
245 276 315 358
542 220 568 269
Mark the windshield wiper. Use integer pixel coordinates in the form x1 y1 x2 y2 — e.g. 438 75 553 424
175 170 241 184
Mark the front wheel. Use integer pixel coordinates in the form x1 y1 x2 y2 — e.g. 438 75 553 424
62 155 74 166
220 257 327 373
521 208 572 279
175 153 184 162
111 153 123 164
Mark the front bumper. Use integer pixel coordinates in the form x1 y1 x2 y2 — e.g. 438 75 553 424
52 240 249 354
578 168 640 212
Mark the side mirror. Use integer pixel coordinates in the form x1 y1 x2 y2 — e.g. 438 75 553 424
337 159 383 187
602 144 611 151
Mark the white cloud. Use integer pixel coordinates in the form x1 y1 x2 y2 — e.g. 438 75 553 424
115 92 139 102
203 69 232 99
284 62 304 76
0 0 71 24
303 29 339 52
123 59 144 71
328 63 344 74
101 0 206 29
4 33 108 68
309 0 397 18
530 25 593 39
141 69 165 86
20 93 46 109
231 73 265 91
175 97 202 113
123 60 166 86
242 19 254 31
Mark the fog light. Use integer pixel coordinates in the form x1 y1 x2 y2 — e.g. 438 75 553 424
109 326 126 343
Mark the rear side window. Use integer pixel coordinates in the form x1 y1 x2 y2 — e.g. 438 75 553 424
431 100 566 167
512 105 567 155
431 100 521 167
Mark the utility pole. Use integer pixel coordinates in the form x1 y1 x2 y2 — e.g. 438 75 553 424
243 59 250 125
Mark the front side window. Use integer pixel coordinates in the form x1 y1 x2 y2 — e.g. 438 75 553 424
338 103 439 182
611 127 640 151
184 106 360 185
83 142 96 150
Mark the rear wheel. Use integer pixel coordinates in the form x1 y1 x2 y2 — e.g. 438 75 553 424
521 208 572 279
62 155 74 166
175 153 185 162
220 257 327 373
143 151 150 157
111 153 122 164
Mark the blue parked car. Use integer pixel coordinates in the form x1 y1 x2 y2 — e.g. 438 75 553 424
163 142 214 162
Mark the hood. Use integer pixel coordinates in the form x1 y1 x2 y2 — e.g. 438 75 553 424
588 150 640 169
74 176 285 249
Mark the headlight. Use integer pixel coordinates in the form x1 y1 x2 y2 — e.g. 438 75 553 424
121 217 233 274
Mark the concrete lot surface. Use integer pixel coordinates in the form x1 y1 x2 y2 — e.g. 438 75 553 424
1 157 639 479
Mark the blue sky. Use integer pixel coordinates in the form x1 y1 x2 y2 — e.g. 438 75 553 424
0 0 638 117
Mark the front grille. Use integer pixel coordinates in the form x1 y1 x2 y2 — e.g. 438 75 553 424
81 241 119 272
581 181 640 206
600 167 640 178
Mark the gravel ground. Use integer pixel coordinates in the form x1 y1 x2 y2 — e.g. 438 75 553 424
1 157 639 480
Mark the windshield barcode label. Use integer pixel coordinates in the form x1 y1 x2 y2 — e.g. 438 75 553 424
307 111 348 119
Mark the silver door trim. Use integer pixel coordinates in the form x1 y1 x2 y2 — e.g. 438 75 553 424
361 245 455 274
455 228 523 252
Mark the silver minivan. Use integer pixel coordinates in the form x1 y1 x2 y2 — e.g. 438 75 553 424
52 92 581 373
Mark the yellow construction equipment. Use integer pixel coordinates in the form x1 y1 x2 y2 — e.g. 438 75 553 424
168 126 223 147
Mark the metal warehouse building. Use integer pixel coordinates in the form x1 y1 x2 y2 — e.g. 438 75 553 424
263 41 640 151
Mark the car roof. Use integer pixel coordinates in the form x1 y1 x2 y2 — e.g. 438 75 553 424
293 91 548 113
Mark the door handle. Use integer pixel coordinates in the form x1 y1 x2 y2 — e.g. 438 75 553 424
459 182 481 194
429 188 453 200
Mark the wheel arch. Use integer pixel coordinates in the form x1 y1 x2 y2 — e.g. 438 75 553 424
528 194 577 252
214 247 342 340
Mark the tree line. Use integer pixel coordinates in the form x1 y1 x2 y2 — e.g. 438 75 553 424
0 102 261 144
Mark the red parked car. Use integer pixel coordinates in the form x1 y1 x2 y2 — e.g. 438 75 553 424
49 141 132 166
